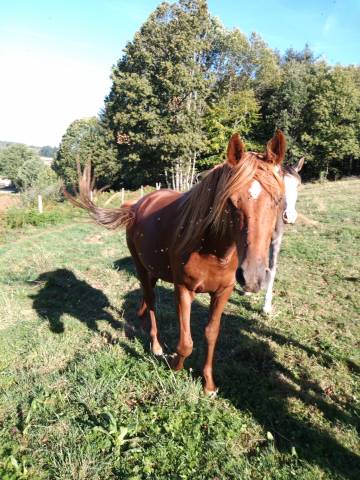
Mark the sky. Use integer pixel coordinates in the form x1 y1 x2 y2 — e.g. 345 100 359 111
0 0 359 147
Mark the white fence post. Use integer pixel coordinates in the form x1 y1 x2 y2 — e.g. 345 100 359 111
90 190 93 201
140 186 144 198
37 194 43 214
121 188 125 205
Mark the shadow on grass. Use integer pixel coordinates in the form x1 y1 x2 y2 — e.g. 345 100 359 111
30 269 124 334
115 256 360 480
31 261 360 479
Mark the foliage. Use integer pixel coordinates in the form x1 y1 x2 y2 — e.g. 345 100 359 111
262 60 310 161
39 145 58 158
104 0 217 188
262 60 360 179
0 144 47 190
20 167 62 206
301 65 360 179
202 89 260 169
53 117 119 188
53 1 360 186
4 203 77 229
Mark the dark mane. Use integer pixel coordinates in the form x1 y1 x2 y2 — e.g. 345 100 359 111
283 164 302 182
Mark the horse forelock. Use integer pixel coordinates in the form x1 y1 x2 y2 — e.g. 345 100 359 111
174 154 284 253
283 164 302 183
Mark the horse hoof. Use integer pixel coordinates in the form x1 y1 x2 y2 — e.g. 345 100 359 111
152 346 163 356
204 388 218 398
241 290 253 297
262 305 272 315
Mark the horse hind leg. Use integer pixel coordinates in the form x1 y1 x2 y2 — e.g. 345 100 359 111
138 272 162 356
126 236 162 355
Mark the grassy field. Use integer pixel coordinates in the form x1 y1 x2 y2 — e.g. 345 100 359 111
0 178 359 479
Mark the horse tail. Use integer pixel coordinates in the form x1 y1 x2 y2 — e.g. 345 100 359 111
63 163 135 230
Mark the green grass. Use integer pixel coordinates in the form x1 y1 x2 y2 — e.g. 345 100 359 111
0 178 359 479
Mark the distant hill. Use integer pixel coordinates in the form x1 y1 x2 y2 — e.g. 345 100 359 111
0 141 57 158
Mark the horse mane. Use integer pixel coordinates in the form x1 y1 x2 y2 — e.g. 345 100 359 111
174 153 284 254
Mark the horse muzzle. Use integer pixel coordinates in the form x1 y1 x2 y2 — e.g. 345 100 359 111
283 209 297 224
236 265 268 293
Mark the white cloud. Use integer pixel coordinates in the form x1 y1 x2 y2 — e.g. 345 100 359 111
0 45 112 146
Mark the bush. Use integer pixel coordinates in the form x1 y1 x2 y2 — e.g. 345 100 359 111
4 204 77 229
20 167 62 206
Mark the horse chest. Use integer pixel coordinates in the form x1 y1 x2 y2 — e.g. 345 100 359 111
181 251 237 293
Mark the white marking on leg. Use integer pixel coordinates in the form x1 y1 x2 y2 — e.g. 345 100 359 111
283 175 299 224
248 180 262 199
263 235 282 314
263 268 276 314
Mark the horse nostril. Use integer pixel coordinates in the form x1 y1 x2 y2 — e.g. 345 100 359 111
236 268 245 286
282 211 288 223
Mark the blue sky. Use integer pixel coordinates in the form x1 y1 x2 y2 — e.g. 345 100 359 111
0 0 359 146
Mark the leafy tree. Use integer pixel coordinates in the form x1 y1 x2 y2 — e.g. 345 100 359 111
53 117 119 188
102 1 358 184
202 89 260 168
302 64 360 178
39 146 58 158
104 0 216 188
0 144 45 190
262 60 310 161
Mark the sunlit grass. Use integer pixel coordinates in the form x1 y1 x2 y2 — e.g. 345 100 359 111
0 178 359 479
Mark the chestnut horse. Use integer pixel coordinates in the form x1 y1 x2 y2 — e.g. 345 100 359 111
67 131 286 394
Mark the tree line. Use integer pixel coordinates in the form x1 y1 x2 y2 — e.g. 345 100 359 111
53 0 360 189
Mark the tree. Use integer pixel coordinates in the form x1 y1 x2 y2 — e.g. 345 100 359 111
302 64 360 178
202 89 260 169
53 117 119 188
39 146 58 158
0 144 45 190
262 60 310 161
104 0 219 188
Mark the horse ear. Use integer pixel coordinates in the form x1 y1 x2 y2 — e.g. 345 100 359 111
266 130 286 164
227 133 245 167
295 157 304 172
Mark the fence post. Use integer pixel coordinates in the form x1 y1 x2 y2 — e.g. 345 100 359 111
121 188 125 205
140 185 144 198
90 190 93 201
37 194 43 214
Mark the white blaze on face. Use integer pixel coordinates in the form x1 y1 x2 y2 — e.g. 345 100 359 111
248 180 262 199
283 175 299 223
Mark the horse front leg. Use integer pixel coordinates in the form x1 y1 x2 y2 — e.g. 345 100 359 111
263 234 283 314
203 285 234 395
171 285 195 371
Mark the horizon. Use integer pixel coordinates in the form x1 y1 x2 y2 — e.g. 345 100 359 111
1 0 359 147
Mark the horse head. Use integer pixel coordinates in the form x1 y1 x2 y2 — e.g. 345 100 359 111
228 131 286 293
282 157 304 224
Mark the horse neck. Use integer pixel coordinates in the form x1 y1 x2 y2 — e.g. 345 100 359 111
199 202 238 259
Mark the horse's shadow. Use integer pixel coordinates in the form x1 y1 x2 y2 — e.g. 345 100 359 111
30 268 124 334
31 260 360 479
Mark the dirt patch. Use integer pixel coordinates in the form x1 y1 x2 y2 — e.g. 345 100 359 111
0 194 20 214
84 233 104 244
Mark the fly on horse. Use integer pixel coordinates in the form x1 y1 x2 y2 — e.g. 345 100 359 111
66 130 286 394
